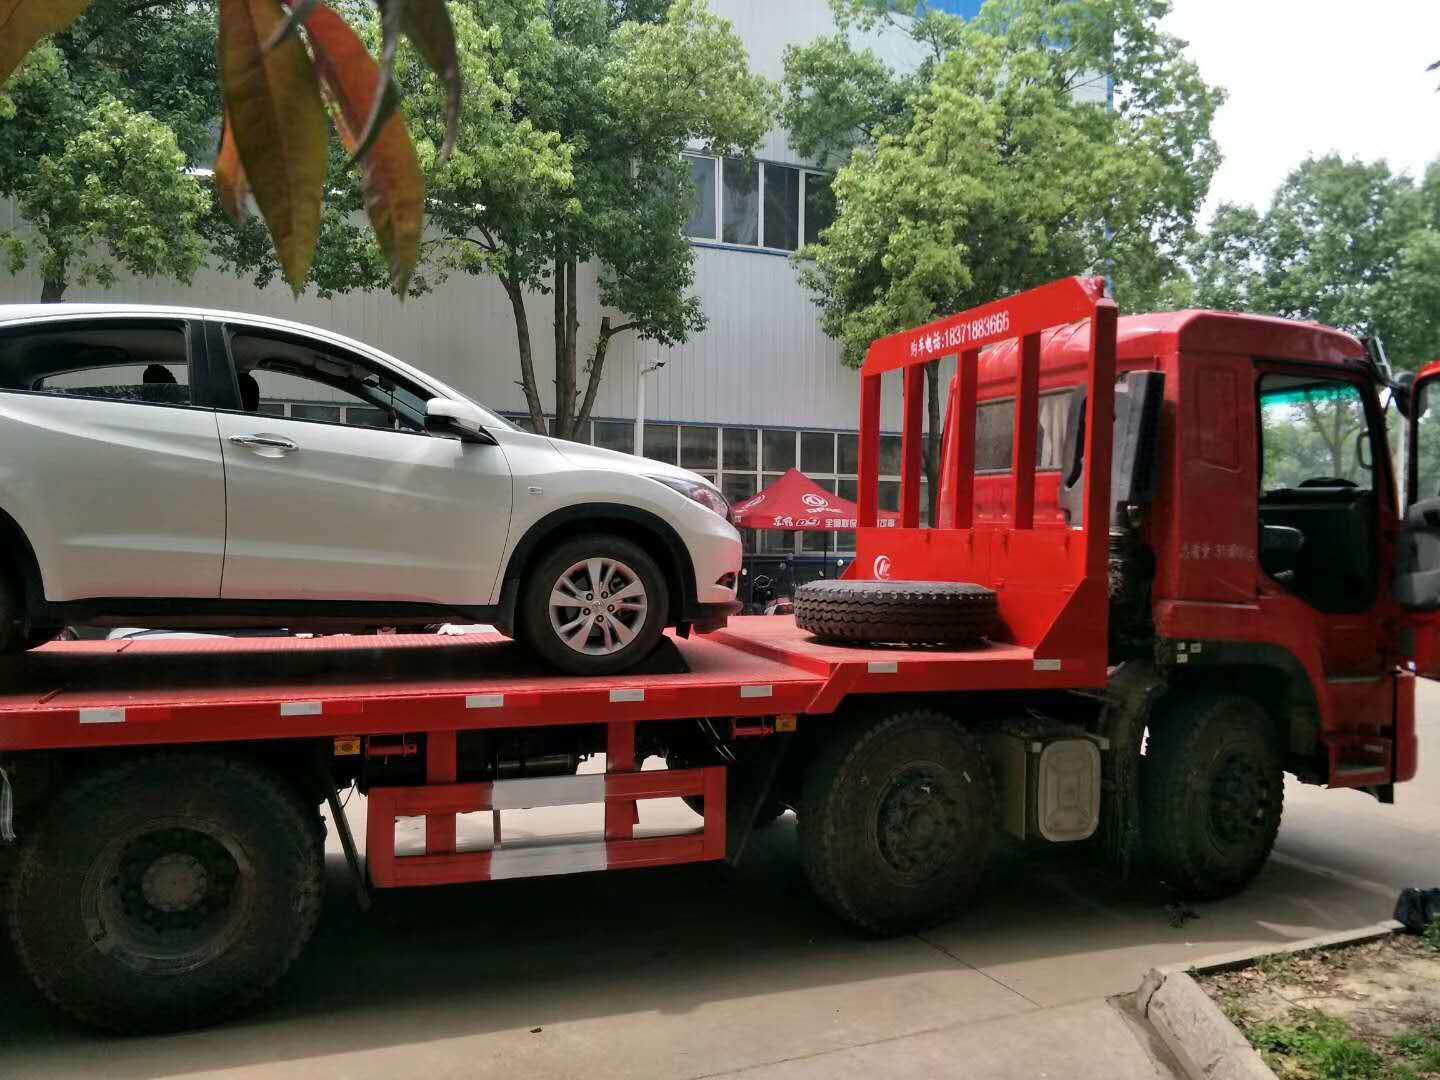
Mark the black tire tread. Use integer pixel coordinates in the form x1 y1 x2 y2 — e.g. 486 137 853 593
1142 693 1283 901
795 580 997 645
6 752 325 1033
799 708 994 935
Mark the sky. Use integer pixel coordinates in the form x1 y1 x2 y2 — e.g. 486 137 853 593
1162 0 1440 215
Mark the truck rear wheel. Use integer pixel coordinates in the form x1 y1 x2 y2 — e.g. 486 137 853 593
1142 693 1284 900
799 708 994 935
6 753 324 1033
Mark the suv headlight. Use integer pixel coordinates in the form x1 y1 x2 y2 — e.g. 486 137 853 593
649 475 730 519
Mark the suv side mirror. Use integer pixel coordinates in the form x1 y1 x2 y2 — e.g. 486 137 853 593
425 397 495 444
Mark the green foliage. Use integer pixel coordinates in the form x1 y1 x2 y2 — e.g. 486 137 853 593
785 0 1224 370
1423 918 1440 953
0 46 207 301
1390 1025 1440 1074
1189 155 1440 372
0 2 224 301
1247 1009 1383 1079
378 0 775 435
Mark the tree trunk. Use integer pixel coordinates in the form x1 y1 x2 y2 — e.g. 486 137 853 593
577 315 639 433
503 273 548 434
550 258 582 439
41 265 66 303
924 361 941 523
551 258 568 437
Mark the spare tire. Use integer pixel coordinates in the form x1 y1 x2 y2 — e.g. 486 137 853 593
794 580 998 646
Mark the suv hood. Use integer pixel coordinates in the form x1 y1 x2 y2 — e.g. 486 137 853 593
546 437 713 488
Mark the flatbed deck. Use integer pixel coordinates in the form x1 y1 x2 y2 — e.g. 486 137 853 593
0 616 1087 752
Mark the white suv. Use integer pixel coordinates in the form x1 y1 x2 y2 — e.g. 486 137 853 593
0 306 742 675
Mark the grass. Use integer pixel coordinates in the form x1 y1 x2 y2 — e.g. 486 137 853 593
1422 919 1440 955
1241 1011 1440 1079
1256 952 1298 981
1246 1009 1383 1078
1389 1025 1440 1073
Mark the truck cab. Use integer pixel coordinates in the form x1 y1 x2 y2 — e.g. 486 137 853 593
935 303 1422 797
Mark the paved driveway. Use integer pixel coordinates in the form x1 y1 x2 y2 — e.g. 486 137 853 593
1 684 1435 1079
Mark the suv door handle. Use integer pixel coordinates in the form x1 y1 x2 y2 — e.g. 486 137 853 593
228 434 299 453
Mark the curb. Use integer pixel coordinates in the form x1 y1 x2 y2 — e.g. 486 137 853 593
1135 920 1403 1080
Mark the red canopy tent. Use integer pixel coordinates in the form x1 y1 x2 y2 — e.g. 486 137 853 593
731 468 899 531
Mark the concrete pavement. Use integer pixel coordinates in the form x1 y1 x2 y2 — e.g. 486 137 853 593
0 684 1434 1078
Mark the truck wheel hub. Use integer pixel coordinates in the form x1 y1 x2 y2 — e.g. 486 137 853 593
877 768 958 881
1209 756 1269 844
116 828 240 934
142 853 209 913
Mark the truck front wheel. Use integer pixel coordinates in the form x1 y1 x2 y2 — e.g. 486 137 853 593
6 753 324 1032
799 708 994 935
1142 693 1284 900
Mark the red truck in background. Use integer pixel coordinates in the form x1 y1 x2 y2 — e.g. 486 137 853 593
0 276 1431 1033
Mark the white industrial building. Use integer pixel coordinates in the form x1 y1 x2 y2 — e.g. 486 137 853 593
0 0 1100 556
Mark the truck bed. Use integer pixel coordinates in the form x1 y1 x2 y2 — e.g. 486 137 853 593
0 616 1078 751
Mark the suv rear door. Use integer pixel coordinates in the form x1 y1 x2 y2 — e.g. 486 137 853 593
0 315 226 600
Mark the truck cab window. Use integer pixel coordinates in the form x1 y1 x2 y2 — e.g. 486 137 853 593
1413 380 1440 502
1257 375 1377 613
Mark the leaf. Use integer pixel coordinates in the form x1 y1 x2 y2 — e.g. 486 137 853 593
352 0 461 167
214 112 251 222
302 3 422 293
397 0 461 163
262 0 320 51
219 0 329 293
0 0 94 86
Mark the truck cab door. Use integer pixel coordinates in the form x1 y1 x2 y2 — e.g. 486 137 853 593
1396 361 1440 675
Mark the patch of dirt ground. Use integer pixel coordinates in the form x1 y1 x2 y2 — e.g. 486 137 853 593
1201 934 1440 1079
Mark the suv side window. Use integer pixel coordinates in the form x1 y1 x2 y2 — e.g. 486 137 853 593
225 327 429 432
0 321 193 407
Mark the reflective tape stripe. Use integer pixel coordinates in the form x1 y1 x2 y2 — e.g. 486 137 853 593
609 688 644 703
867 661 898 674
488 840 609 880
1033 659 1062 672
281 701 323 717
466 694 504 709
491 775 606 810
740 684 773 699
79 708 125 725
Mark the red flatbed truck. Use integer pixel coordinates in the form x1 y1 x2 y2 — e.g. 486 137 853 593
0 277 1433 1033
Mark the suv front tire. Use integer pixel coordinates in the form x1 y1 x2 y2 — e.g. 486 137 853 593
520 534 669 676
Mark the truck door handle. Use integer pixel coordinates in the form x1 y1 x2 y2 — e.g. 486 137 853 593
228 433 299 454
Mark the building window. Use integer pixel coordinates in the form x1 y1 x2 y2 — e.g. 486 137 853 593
804 172 835 246
680 425 718 472
801 431 834 474
643 422 679 464
594 419 634 453
764 164 801 251
722 158 759 245
763 429 796 472
685 154 833 253
723 427 758 471
686 154 717 240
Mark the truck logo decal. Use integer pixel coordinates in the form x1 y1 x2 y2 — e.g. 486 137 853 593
874 555 892 580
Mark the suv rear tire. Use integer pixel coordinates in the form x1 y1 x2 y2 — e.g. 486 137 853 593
521 534 669 676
